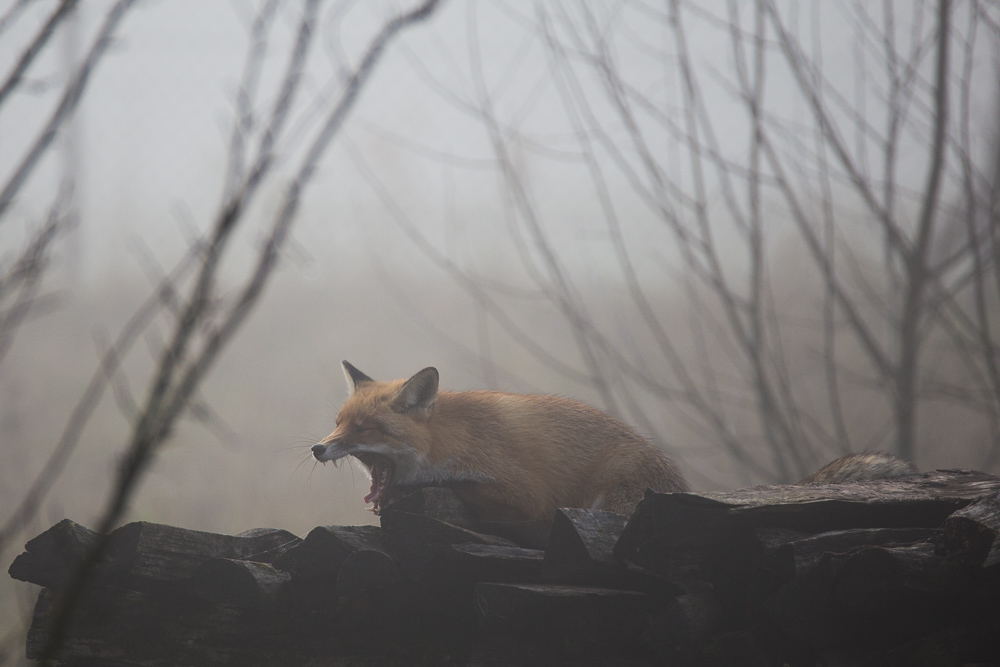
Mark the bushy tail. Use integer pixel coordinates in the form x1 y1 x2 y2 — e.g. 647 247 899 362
798 452 916 485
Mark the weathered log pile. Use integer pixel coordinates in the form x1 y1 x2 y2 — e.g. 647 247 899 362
9 470 1000 666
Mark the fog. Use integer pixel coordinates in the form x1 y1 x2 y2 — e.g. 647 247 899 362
2 1 999 656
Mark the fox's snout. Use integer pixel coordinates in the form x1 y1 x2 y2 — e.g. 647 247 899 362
312 441 344 462
312 441 345 462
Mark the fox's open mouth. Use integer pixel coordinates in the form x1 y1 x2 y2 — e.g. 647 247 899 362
353 453 394 513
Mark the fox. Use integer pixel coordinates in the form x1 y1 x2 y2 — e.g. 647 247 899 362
311 362 688 546
797 451 916 485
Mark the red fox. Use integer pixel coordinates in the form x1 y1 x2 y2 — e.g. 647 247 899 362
312 362 688 545
797 451 916 484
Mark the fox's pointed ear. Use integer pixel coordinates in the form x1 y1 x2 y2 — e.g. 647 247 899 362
342 361 374 396
391 367 438 418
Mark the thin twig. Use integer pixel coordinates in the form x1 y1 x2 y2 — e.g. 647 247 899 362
34 1 444 660
0 0 137 222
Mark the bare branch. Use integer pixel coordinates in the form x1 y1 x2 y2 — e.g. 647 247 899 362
0 245 203 556
0 0 79 109
0 0 137 222
33 1 445 660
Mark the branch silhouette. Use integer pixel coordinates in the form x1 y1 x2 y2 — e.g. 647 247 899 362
31 1 443 661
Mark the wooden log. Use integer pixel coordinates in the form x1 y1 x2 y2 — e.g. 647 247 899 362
335 549 403 600
446 543 544 584
641 591 726 661
10 520 302 595
100 521 306 591
619 563 686 599
25 585 324 666
883 617 1000 667
613 492 753 596
939 490 1000 568
766 542 977 652
830 543 972 623
188 558 290 606
381 485 550 546
475 582 655 623
270 524 382 578
268 525 386 611
468 517 554 549
331 550 437 640
648 629 769 667
381 511 515 586
380 486 477 529
755 526 939 584
16 471 1000 666
474 582 657 655
27 587 138 664
381 510 514 547
373 485 545 547
541 508 628 584
699 469 1000 530
232 527 302 563
615 469 1000 585
106 521 240 583
8 519 99 589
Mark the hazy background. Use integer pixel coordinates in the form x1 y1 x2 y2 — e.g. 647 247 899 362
2 0 999 658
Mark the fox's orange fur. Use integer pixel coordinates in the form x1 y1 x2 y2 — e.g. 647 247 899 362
312 362 688 545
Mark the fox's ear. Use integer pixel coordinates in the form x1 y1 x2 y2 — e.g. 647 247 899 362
391 366 438 418
342 360 374 396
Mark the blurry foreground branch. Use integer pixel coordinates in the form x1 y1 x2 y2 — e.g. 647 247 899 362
12 0 444 662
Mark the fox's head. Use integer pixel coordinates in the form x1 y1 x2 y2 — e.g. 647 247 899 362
311 361 441 512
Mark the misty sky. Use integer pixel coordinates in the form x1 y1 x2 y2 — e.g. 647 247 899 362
5 1 973 279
